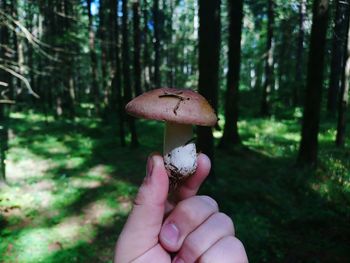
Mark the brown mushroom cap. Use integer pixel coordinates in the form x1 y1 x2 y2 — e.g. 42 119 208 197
125 88 217 126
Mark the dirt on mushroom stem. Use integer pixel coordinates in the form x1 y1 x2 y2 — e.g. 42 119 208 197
163 122 197 188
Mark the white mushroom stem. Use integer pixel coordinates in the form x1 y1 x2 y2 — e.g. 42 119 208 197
163 122 197 181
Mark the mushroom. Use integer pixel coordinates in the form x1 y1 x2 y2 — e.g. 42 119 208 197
125 88 217 187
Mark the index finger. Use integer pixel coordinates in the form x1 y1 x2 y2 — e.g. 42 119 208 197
172 153 211 203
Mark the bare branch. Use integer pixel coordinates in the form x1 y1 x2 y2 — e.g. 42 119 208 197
0 65 39 98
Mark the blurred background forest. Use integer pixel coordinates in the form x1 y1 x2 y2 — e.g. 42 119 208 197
0 0 350 262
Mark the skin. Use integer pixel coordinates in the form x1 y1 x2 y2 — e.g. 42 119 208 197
114 153 248 263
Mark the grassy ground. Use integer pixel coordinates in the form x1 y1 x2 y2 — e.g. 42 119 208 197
0 110 349 262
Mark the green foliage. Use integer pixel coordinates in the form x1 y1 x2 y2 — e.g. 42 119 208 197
1 0 349 262
1 111 349 262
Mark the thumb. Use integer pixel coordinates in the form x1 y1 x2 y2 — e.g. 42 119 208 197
115 154 169 262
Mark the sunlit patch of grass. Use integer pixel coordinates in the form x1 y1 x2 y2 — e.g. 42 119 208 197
1 113 138 262
236 118 300 157
1 111 350 262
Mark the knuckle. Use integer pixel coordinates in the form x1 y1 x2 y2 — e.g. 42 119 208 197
133 187 147 206
181 236 202 260
199 236 247 263
177 199 198 222
198 195 219 211
215 213 235 234
231 236 246 251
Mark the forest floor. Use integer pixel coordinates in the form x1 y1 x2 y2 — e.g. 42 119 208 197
0 110 349 262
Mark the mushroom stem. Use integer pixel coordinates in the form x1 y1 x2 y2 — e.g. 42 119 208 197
163 122 197 183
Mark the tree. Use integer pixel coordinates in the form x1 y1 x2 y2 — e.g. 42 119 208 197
327 0 350 114
0 0 12 182
99 0 109 108
297 0 330 166
133 1 142 96
197 0 221 177
61 0 77 119
294 0 307 106
153 0 161 88
336 17 350 146
109 0 126 146
141 0 151 91
122 0 138 147
260 0 274 116
219 0 243 148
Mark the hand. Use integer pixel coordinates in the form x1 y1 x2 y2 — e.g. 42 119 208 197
114 153 248 263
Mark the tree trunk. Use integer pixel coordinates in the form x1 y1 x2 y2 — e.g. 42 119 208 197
219 0 243 148
277 19 294 105
0 0 11 182
0 104 8 182
327 0 350 114
109 0 126 146
162 0 173 88
99 0 109 108
122 0 139 147
87 0 100 114
153 0 161 88
297 0 330 166
142 0 151 91
133 1 142 96
335 19 350 146
198 0 221 178
10 0 18 100
261 0 274 116
294 0 306 106
63 0 75 119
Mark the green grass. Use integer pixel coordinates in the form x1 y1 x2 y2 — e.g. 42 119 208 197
1 111 349 262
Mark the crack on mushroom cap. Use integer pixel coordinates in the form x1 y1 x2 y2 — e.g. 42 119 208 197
158 91 191 115
125 88 218 127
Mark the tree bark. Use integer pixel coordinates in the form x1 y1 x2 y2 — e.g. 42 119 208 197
109 0 126 146
153 0 161 88
294 0 306 106
122 0 139 147
297 0 330 166
87 0 100 114
9 0 19 100
163 0 174 88
336 18 350 146
133 1 142 96
0 103 8 182
219 0 243 148
0 0 11 182
99 0 109 108
198 0 221 178
261 0 274 116
327 0 350 114
142 0 151 91
63 0 75 119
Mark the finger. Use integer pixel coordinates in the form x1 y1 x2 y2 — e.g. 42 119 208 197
159 195 219 252
115 154 169 263
173 212 235 263
196 236 248 263
173 153 211 203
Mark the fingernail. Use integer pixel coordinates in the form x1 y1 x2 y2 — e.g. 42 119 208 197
146 155 154 177
173 256 184 263
161 222 179 246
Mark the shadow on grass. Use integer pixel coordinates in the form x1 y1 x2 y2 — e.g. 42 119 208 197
40 216 127 263
2 113 350 262
202 144 350 263
1 114 168 262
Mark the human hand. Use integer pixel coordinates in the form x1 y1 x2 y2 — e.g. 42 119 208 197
114 153 248 263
